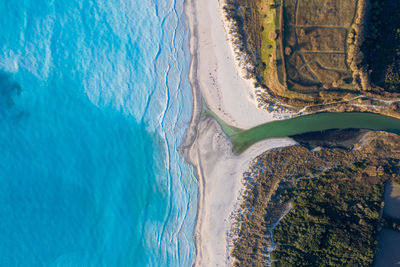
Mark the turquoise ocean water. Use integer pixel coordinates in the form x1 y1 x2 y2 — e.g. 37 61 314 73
0 0 197 266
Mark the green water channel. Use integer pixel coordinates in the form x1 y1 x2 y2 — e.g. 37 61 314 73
207 112 400 154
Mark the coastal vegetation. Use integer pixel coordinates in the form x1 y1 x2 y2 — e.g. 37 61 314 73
223 0 262 80
223 0 400 117
362 0 400 93
230 131 400 266
271 165 384 266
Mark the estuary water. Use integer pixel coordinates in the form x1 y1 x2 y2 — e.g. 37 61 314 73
0 0 196 266
231 112 400 153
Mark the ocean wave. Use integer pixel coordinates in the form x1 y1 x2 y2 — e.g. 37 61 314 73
0 0 196 265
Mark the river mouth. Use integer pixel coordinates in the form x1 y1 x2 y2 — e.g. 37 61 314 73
222 112 400 153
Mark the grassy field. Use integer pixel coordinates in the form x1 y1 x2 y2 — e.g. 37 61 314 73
282 0 358 93
257 0 278 78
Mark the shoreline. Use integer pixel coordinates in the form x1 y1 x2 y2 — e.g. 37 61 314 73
188 117 295 266
182 0 294 265
183 0 283 130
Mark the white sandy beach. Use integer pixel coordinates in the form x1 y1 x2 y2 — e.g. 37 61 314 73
183 0 295 266
189 117 295 266
185 0 278 130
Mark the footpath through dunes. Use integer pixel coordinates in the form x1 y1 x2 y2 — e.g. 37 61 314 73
206 111 400 153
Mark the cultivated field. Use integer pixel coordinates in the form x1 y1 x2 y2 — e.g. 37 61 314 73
225 0 400 113
282 0 358 94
